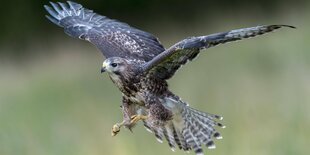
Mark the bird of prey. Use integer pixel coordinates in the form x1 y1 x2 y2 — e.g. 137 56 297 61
44 1 294 155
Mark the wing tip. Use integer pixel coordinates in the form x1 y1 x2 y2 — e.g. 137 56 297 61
269 24 297 29
44 1 86 28
282 25 296 29
44 1 83 18
49 1 56 6
45 15 62 27
67 1 81 8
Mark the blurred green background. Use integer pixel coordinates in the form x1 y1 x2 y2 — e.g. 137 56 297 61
0 0 309 155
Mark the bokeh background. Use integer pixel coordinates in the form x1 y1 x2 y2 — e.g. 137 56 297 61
0 0 309 155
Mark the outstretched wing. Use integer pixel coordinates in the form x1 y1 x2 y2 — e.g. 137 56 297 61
142 25 295 79
44 1 165 61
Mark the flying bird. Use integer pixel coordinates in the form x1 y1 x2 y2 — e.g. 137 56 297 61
44 1 294 155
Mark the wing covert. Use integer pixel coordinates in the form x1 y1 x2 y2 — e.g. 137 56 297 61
44 1 165 61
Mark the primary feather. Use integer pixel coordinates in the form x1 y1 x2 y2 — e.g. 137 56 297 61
143 25 295 79
45 1 165 61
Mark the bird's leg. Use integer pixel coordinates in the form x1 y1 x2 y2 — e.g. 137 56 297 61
130 114 148 124
111 115 147 136
111 120 125 137
112 97 140 136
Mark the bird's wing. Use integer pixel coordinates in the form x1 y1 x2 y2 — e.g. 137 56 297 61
44 1 165 61
142 25 295 79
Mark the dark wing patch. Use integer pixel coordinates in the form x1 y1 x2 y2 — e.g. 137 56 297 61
44 1 165 61
142 25 295 80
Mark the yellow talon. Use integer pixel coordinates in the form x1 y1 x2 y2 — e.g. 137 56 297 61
111 115 147 136
130 115 148 124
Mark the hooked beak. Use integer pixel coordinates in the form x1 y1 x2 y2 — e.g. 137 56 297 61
101 67 106 73
101 61 108 73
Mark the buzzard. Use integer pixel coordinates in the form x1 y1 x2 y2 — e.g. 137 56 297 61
44 1 294 155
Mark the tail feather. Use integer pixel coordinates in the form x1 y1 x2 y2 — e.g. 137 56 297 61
193 115 218 151
179 102 224 154
172 122 191 151
182 108 205 154
143 121 153 133
163 123 177 151
192 112 216 132
143 121 164 143
183 126 204 155
190 107 223 120
171 124 183 150
143 98 224 155
213 132 223 139
154 129 164 143
191 111 224 146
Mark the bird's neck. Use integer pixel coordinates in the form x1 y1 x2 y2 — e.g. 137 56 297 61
109 73 139 96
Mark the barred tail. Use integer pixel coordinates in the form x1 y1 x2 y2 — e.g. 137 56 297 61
143 98 224 155
182 106 225 155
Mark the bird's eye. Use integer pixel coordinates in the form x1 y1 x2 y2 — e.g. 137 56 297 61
111 63 118 67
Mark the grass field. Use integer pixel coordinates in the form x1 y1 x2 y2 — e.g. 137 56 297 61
0 14 309 155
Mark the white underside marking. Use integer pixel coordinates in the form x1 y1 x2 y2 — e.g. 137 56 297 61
216 136 223 139
171 148 176 152
156 138 163 143
208 145 216 149
144 127 153 133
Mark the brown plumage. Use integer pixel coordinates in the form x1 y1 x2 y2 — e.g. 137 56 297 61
44 1 295 155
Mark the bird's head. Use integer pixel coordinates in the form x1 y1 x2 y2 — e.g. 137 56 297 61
101 57 129 75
